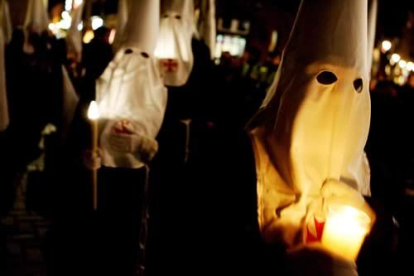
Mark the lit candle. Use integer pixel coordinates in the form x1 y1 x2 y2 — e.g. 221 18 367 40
321 204 371 261
87 101 99 210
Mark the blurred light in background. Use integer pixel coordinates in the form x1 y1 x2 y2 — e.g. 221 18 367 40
407 61 414 71
83 29 95 44
91 16 104 30
391 53 401 65
381 40 392 52
108 29 116 44
65 0 73 11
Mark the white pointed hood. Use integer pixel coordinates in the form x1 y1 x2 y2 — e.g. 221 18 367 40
248 0 372 246
112 0 131 53
122 0 159 55
66 2 84 62
0 0 11 131
96 0 167 169
155 0 196 86
24 0 50 34
368 0 378 71
198 0 216 58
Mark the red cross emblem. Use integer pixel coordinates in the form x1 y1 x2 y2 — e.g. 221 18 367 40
113 120 133 135
305 217 325 244
161 59 178 73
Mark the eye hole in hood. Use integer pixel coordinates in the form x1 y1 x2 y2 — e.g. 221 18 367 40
354 78 363 93
317 71 338 85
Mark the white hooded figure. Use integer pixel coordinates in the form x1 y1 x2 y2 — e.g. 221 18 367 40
112 0 131 53
198 0 216 58
154 0 196 87
66 2 84 62
248 0 373 247
0 0 11 132
23 0 50 54
96 0 167 169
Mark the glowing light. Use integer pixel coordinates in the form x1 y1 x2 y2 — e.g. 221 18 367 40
83 29 95 44
108 29 116 45
399 59 407 69
87 101 100 120
48 23 58 34
398 75 405 86
381 40 392 52
65 0 73 11
91 16 104 30
407 62 414 71
78 21 83 31
322 205 371 262
391 53 401 65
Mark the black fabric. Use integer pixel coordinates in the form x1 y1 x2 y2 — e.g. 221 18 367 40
47 164 146 276
5 30 66 171
163 38 215 123
176 128 396 275
44 95 146 275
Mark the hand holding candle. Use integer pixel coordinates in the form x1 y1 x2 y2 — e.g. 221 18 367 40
87 101 100 210
321 204 371 262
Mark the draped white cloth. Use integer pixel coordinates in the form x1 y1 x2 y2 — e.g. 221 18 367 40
368 0 378 71
155 0 196 87
198 0 216 58
248 0 373 247
96 0 167 169
112 0 131 53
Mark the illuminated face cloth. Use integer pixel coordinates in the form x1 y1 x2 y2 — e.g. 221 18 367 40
155 0 196 87
0 0 11 132
96 0 167 169
248 0 371 246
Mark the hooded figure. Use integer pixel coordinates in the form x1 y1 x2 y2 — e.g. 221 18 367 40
198 0 216 58
66 2 84 62
23 0 50 53
155 0 196 87
112 0 131 53
0 0 11 132
96 0 167 169
248 0 372 247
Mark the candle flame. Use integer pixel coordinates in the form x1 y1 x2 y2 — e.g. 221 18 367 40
88 101 100 120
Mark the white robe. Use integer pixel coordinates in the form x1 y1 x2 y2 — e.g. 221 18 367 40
96 49 167 168
248 0 373 247
155 0 196 87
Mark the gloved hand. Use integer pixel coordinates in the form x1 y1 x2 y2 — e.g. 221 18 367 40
82 149 102 170
321 179 375 225
287 244 358 276
102 120 158 164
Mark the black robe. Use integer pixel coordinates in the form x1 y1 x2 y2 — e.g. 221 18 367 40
149 125 398 275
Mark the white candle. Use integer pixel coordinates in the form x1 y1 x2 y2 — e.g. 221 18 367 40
321 204 371 261
87 101 99 210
